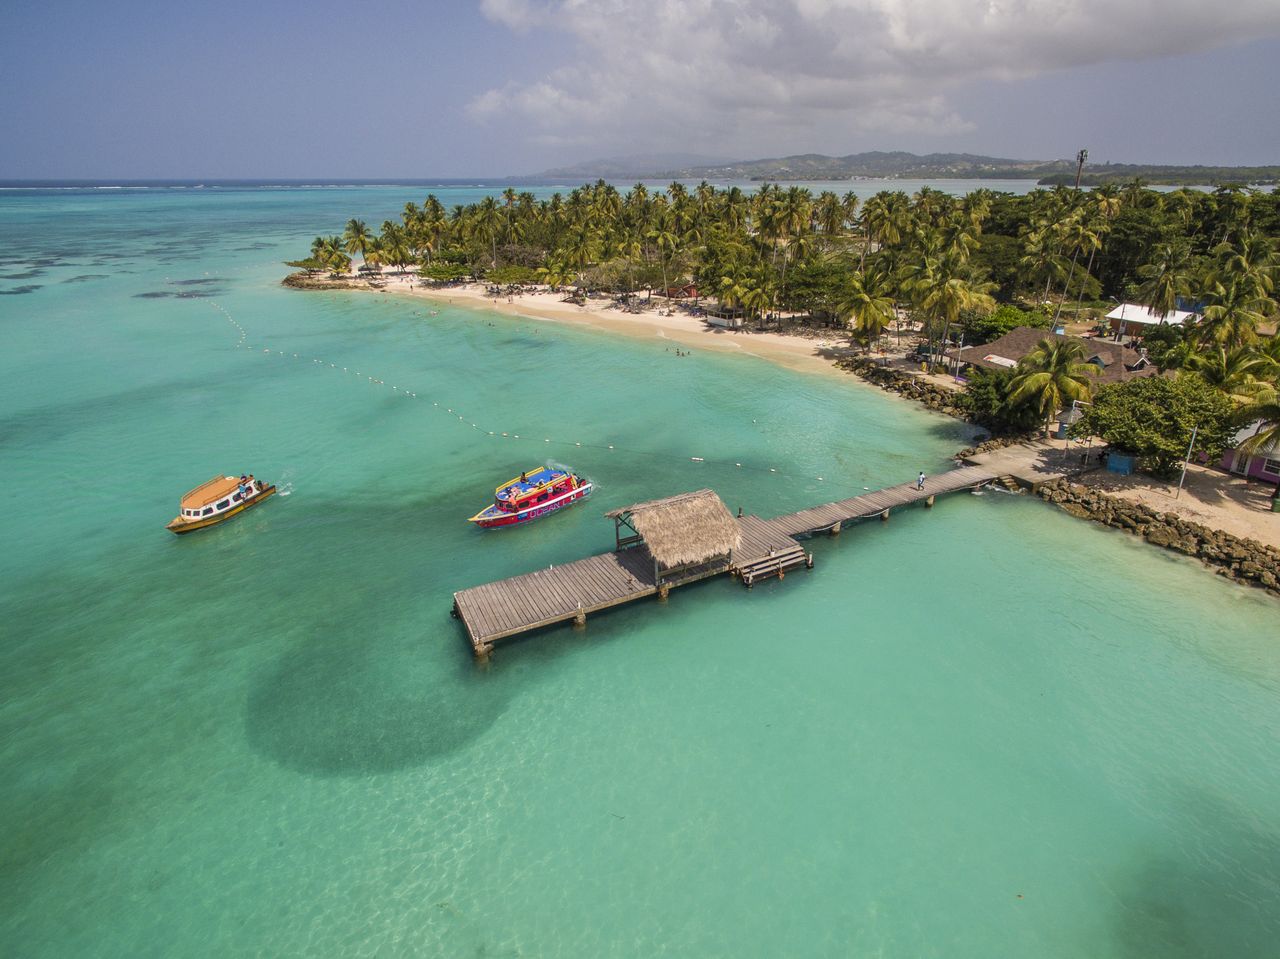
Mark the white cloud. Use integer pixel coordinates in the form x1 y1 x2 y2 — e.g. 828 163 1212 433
472 0 1280 154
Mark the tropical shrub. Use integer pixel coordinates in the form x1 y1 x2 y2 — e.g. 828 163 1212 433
1072 375 1236 476
418 262 472 283
486 265 540 284
956 367 1041 434
960 304 1050 345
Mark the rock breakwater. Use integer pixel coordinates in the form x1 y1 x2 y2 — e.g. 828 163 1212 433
1037 479 1280 595
835 356 968 418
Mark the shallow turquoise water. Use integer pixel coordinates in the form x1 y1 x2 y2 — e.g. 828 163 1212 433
2 186 1279 958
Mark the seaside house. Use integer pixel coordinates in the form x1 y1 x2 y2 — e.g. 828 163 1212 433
1104 302 1196 340
1221 421 1280 485
705 304 746 329
949 327 1158 386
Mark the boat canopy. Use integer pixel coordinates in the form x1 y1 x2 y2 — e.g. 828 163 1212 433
181 475 243 510
495 467 565 498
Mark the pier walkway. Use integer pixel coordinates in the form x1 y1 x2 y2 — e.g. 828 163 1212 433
452 464 997 658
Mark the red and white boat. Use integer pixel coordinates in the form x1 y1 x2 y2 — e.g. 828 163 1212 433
468 467 592 529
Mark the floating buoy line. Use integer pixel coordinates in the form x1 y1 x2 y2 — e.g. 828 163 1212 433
197 295 840 485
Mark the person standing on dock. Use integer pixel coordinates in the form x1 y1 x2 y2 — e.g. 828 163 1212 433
917 471 926 490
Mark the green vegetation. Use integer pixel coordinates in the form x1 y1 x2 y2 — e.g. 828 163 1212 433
959 304 1050 345
1008 339 1098 433
562 152 1280 186
955 368 1042 434
297 181 1279 345
297 179 1279 481
1072 376 1238 476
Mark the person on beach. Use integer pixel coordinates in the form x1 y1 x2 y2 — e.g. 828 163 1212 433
917 471 926 490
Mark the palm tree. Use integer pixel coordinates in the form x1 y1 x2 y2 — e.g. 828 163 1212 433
1136 241 1194 319
740 273 775 329
1018 227 1066 302
1052 215 1101 324
1197 277 1270 349
343 218 372 268
902 250 996 358
1185 346 1272 403
316 236 350 275
474 196 502 268
838 266 897 351
560 223 600 283
647 221 679 297
1008 338 1097 434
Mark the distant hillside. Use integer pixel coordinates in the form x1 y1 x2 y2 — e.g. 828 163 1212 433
1037 163 1280 186
526 151 1279 186
657 151 1070 181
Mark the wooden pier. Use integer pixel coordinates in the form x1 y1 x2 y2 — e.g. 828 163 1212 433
452 466 997 659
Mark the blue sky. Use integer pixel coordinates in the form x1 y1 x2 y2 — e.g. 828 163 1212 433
2 0 1278 178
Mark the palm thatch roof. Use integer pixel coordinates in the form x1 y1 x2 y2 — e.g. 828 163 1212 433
606 489 740 569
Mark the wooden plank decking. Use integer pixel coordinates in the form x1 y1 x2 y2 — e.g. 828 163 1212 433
768 465 997 537
452 464 998 657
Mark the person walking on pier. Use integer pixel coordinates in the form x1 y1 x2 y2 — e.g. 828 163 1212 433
917 471 926 490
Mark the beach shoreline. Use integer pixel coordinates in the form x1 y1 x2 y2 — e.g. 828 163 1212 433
286 272 861 379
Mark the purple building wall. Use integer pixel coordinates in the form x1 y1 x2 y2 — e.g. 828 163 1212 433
1222 448 1280 484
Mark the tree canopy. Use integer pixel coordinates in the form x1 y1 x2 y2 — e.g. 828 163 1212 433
1072 375 1237 476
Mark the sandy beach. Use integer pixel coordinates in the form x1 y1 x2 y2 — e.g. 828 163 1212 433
351 273 858 378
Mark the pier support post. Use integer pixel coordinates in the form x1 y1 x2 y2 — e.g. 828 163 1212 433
828 522 841 537
805 553 814 569
573 607 587 629
880 509 890 522
475 643 493 663
925 495 935 508
657 583 670 602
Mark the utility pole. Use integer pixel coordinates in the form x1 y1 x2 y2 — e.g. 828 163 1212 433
1176 425 1198 499
1074 148 1089 190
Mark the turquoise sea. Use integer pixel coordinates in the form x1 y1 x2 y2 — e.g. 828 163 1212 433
2 182 1278 958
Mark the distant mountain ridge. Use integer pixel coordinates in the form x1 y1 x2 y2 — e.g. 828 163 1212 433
529 151 1279 185
660 151 1067 180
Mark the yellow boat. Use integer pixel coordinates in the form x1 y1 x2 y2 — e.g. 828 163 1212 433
166 474 276 534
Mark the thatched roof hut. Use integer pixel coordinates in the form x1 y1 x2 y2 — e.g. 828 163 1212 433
606 489 740 570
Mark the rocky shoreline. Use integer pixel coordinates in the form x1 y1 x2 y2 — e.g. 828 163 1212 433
835 355 969 418
283 271 370 291
287 273 1275 597
837 354 1280 598
1036 479 1280 595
